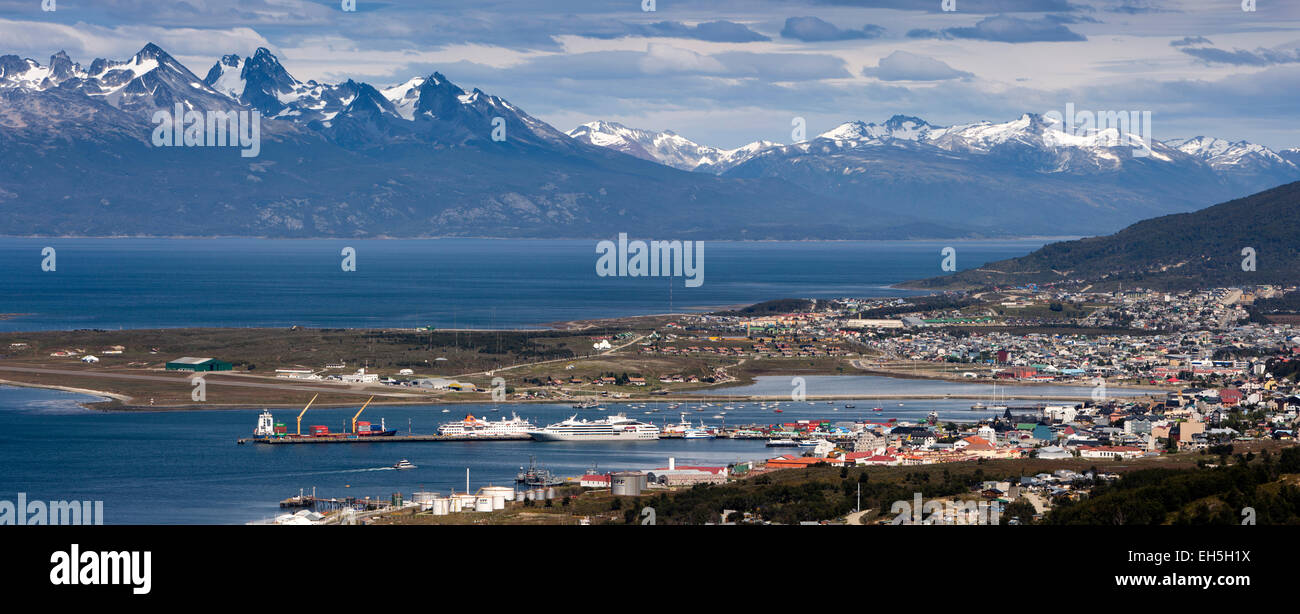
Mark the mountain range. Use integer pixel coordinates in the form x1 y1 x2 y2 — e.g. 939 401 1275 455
572 116 1300 236
904 180 1300 291
1 43 1297 239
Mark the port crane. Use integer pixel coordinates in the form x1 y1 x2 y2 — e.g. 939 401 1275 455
295 393 319 436
351 396 375 434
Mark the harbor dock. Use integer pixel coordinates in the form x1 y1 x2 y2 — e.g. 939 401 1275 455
238 433 533 444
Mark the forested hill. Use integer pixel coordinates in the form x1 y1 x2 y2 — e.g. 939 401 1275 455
906 181 1300 291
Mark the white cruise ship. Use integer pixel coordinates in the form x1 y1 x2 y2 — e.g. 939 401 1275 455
437 412 534 437
529 414 660 442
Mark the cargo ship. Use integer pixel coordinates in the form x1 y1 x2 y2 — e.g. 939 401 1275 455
251 396 395 440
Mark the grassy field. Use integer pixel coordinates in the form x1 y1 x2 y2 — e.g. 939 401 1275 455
0 327 633 409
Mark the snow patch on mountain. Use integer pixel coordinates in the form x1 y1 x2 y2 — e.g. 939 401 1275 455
567 120 779 172
1167 136 1294 171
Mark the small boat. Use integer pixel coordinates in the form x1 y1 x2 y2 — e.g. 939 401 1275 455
392 459 416 470
845 404 855 409
872 407 883 412
441 409 450 413
774 409 783 413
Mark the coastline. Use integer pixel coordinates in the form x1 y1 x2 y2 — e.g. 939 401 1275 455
0 378 125 406
0 375 1163 412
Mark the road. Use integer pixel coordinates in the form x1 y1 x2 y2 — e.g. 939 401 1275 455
845 509 873 525
1023 491 1047 515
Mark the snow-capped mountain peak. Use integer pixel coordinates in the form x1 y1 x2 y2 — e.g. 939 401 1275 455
204 54 246 98
1166 136 1293 171
380 76 426 120
567 120 780 172
816 115 935 143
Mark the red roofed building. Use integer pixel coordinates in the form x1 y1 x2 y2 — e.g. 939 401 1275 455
956 436 994 451
1219 388 1243 406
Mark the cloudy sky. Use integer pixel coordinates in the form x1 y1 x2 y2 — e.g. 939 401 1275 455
2 0 1298 149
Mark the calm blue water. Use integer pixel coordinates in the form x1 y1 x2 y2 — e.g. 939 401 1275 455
0 238 1052 331
710 375 1155 399
0 377 1123 524
0 238 1065 523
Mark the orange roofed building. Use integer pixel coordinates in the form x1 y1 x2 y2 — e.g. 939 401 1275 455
766 454 844 468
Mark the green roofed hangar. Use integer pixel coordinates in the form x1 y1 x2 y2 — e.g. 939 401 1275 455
165 357 233 372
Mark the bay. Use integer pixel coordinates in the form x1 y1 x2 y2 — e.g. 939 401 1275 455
0 237 1053 331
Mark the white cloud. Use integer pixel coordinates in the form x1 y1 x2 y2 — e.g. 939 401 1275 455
862 50 972 81
638 43 727 75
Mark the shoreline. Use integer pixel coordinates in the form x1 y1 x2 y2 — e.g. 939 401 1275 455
0 378 128 406
847 366 1166 391
0 377 1161 412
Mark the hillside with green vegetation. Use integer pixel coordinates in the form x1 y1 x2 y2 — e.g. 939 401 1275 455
1043 447 1300 525
905 181 1300 291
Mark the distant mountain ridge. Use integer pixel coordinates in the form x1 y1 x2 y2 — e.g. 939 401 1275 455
574 114 1300 236
1 43 1297 239
0 44 939 239
903 180 1300 291
566 120 778 174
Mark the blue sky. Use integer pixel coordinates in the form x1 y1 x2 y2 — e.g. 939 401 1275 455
1 0 1298 149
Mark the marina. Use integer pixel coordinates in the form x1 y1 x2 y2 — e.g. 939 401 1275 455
238 433 534 444
0 379 1159 524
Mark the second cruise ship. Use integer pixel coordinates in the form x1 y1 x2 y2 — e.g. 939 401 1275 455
437 412 535 437
528 414 660 442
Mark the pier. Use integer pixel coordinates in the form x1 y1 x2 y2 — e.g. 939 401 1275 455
238 433 533 445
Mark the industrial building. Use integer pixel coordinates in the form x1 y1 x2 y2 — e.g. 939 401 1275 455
165 357 233 372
